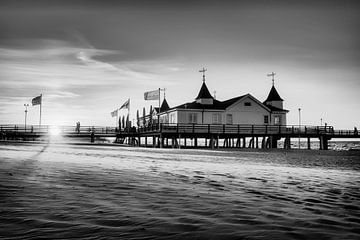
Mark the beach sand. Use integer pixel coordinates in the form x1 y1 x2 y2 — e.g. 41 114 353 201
0 142 359 239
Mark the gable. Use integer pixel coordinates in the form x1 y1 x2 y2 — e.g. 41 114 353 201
226 94 270 113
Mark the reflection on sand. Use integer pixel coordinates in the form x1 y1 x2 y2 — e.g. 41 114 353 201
0 143 359 239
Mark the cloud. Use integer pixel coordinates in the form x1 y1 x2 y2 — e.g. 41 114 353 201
0 38 185 124
0 40 150 92
45 91 80 100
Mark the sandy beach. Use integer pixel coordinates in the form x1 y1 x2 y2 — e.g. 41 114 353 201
0 142 359 239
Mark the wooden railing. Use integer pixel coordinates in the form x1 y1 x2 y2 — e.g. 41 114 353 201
138 124 343 136
0 124 119 135
0 123 358 137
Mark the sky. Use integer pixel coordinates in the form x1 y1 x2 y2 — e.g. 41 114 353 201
0 0 359 129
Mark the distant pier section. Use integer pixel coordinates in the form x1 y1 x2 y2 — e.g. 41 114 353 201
1 123 358 150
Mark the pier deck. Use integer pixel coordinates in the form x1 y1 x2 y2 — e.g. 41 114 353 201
1 124 358 150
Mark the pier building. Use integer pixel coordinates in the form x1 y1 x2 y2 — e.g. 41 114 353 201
146 74 288 127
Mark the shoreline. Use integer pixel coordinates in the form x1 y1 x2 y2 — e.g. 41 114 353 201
1 139 360 156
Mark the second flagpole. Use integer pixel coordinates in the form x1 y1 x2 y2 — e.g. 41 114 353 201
39 94 42 128
158 88 161 128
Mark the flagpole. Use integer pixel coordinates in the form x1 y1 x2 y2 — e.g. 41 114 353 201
158 88 161 128
128 98 130 127
39 94 42 128
116 111 118 128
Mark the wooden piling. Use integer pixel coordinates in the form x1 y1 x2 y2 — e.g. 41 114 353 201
261 137 266 149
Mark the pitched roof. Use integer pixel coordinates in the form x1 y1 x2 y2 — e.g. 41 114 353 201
264 86 283 102
160 98 170 112
265 104 289 112
154 99 171 113
221 95 247 107
195 82 213 100
172 95 248 110
173 99 224 110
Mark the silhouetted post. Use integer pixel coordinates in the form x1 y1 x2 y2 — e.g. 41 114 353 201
24 104 29 131
90 131 95 143
298 108 301 149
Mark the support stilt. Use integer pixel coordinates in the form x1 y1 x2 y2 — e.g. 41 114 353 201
261 137 266 149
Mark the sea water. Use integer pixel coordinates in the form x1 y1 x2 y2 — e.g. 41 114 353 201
0 142 359 239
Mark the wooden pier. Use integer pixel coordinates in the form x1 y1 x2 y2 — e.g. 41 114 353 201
2 124 358 150
119 124 358 150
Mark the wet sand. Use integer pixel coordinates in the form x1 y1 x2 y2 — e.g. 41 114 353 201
1 142 359 239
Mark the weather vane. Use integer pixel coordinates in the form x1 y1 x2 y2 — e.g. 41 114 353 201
267 72 276 86
162 88 166 98
199 67 207 82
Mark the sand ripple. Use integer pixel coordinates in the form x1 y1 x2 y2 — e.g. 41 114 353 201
0 142 359 239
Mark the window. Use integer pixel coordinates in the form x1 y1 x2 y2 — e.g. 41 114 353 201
212 113 222 124
244 102 251 106
274 115 281 125
170 113 175 123
226 114 233 124
188 113 197 123
264 115 269 124
161 115 169 123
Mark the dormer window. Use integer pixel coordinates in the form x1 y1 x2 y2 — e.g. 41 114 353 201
244 102 251 106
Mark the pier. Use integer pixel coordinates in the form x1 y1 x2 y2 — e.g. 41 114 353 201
1 124 358 150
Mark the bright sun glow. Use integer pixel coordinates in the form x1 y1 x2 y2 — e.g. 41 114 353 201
49 126 61 136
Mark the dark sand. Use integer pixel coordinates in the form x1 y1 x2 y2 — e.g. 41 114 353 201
0 142 359 239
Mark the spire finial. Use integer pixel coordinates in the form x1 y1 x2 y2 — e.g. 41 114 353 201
199 67 207 82
267 72 276 86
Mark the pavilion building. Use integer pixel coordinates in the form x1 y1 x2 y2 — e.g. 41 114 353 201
154 76 288 126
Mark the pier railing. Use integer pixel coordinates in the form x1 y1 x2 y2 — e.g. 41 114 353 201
138 124 339 136
0 124 118 135
0 123 358 138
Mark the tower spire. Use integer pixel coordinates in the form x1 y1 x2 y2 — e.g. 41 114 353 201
267 72 276 86
199 67 207 82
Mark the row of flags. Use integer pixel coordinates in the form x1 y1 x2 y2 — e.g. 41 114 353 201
111 88 161 118
111 89 163 129
111 98 130 117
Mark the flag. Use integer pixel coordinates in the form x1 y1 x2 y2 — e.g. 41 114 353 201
111 109 118 117
144 89 159 100
32 95 42 106
120 98 130 110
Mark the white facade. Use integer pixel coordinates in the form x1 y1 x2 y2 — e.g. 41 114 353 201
159 94 285 125
225 95 270 125
152 80 289 126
